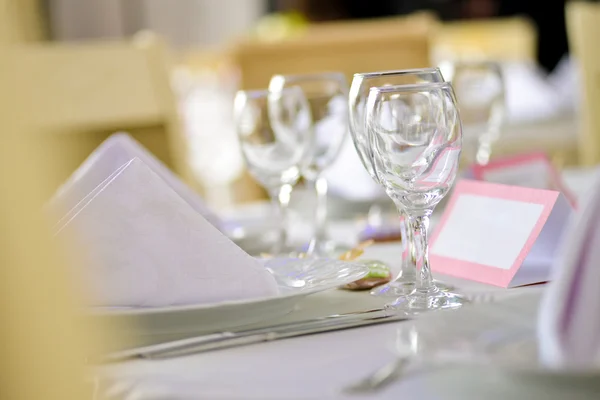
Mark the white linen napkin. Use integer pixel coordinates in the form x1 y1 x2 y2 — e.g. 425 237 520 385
47 132 222 229
538 171 600 369
55 157 279 308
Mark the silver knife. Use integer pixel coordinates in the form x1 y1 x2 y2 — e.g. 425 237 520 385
102 308 407 362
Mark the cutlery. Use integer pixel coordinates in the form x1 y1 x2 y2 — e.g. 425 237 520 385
342 305 534 394
101 307 406 362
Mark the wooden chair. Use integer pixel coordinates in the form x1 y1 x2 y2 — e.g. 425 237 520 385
566 1 600 166
431 16 538 63
229 12 437 90
0 0 46 44
0 64 118 400
0 32 195 199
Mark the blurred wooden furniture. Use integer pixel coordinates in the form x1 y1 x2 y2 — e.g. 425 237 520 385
230 12 437 90
0 0 46 43
0 32 196 199
431 17 537 63
0 64 96 400
567 1 600 166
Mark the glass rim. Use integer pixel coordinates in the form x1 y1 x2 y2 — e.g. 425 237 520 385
353 67 442 78
368 81 452 94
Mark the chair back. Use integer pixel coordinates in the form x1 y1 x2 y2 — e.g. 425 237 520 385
431 17 537 63
231 12 437 90
0 32 193 198
567 1 600 165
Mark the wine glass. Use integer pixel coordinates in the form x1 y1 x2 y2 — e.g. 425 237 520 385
233 87 312 255
366 82 468 314
269 72 349 258
439 60 505 166
349 68 453 297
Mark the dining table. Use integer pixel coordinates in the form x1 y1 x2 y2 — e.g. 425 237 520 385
96 166 599 400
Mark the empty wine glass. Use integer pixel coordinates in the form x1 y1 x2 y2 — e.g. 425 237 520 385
439 60 505 166
233 87 312 255
366 82 468 314
269 72 349 258
349 68 453 297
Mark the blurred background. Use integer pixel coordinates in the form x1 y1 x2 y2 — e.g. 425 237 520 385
1 0 591 214
3 2 600 397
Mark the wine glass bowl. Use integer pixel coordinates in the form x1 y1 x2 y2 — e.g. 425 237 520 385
440 60 505 166
369 89 461 212
270 73 348 179
349 68 446 182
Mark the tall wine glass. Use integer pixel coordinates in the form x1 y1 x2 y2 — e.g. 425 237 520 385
233 87 312 255
366 82 468 314
269 73 349 258
440 60 505 166
349 68 453 297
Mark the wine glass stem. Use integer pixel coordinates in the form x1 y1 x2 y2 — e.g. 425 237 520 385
306 175 329 257
408 213 435 292
399 209 416 281
270 184 292 255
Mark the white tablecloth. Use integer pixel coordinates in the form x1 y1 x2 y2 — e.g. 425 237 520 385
97 168 599 399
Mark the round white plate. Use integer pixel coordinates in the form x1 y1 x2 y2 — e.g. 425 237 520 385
89 259 367 346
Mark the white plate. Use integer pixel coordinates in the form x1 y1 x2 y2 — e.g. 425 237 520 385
89 259 368 347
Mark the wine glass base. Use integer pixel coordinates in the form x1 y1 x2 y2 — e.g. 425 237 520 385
434 280 455 292
385 289 469 316
370 281 414 297
371 279 454 297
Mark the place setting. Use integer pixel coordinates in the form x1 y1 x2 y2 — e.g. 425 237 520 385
49 63 574 343
46 132 380 347
42 63 597 399
9 2 600 399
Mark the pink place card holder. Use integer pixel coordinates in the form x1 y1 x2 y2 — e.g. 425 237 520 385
429 179 573 288
464 152 577 208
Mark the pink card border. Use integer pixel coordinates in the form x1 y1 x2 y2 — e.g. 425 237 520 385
429 179 560 287
470 152 578 208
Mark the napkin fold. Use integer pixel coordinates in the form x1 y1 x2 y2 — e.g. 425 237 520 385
55 157 279 308
47 132 222 229
538 172 600 368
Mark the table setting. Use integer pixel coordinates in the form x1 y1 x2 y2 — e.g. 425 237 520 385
42 62 600 399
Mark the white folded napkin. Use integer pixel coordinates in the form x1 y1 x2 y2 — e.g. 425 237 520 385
47 132 222 229
55 157 279 308
538 172 600 369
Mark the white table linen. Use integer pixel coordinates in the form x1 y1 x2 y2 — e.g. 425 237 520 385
96 168 597 399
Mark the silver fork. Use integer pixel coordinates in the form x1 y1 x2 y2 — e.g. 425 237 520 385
342 299 533 394
343 357 412 395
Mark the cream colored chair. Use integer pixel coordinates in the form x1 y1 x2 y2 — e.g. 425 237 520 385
567 1 600 166
230 12 437 90
0 0 46 44
0 32 195 199
431 16 538 63
0 3 118 398
0 64 116 400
